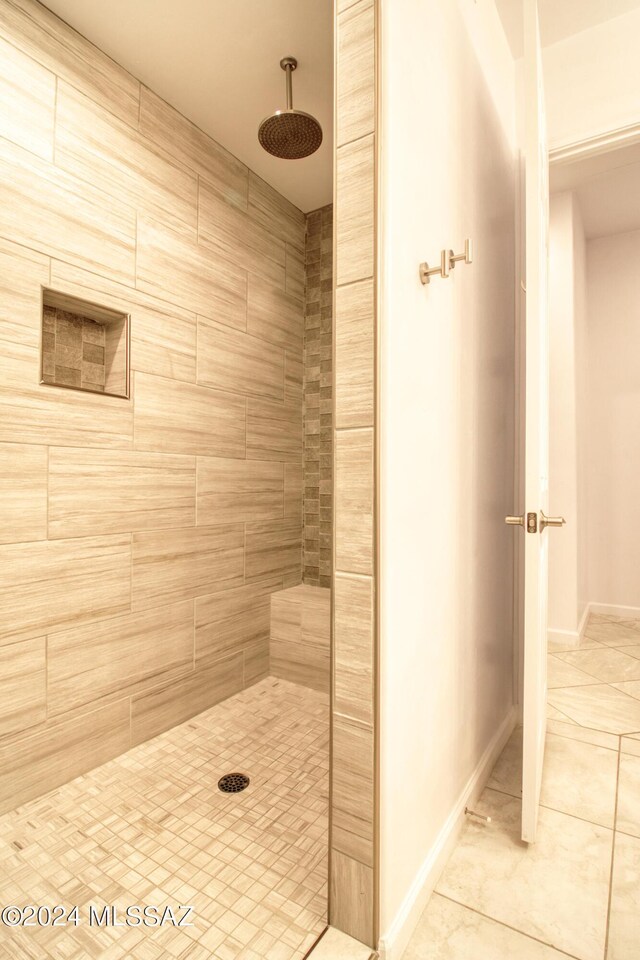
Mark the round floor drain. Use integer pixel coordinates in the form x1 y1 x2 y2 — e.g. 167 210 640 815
218 773 250 794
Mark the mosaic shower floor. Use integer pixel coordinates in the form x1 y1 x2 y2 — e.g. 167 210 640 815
0 678 329 960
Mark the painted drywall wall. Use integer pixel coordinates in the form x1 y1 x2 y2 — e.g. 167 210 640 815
585 230 640 611
543 9 640 148
378 0 517 953
548 191 587 641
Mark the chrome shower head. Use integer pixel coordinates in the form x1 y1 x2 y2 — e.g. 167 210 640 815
258 57 323 160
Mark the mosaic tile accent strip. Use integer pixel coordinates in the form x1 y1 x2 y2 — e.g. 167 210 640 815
42 304 106 392
0 678 329 960
303 204 333 587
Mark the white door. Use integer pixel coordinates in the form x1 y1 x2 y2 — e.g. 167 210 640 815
514 0 563 844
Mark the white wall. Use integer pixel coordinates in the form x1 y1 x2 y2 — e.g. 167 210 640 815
378 1 517 954
585 230 640 611
548 192 587 641
543 9 640 148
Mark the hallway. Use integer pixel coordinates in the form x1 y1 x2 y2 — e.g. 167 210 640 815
403 614 640 960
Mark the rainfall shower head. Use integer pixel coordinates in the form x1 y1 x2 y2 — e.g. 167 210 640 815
258 57 323 160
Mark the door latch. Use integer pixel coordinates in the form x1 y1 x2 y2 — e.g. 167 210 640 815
527 512 537 533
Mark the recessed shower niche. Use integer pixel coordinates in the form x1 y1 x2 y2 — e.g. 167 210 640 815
40 289 130 398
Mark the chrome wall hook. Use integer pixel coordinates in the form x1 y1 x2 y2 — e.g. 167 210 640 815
419 249 450 285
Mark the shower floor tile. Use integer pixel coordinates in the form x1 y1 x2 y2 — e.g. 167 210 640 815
0 678 329 960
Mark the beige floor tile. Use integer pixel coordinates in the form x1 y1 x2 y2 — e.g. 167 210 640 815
488 729 618 827
546 718 620 751
403 893 576 960
611 680 640 705
607 832 640 960
547 684 640 735
548 655 597 688
556 649 640 684
436 789 613 960
547 703 578 722
616 645 640 660
548 634 603 653
0 678 328 960
616 754 640 839
308 926 372 959
620 736 640 758
584 621 640 647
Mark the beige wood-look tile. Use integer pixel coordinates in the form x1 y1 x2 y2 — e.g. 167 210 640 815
271 589 303 643
332 715 374 865
199 181 286 289
547 654 597 688
248 172 306 251
196 457 283 525
138 86 249 209
335 279 374 429
545 718 619 751
336 136 374 286
56 81 197 237
285 243 305 301
131 651 244 746
0 0 139 127
0 346 134 448
0 34 55 159
134 372 246 458
612 680 640 701
245 519 302 585
0 442 47 544
547 683 640 735
337 0 375 147
271 639 330 693
247 276 304 353
51 259 197 383
330 850 374 947
335 429 373 575
608 832 640 960
136 215 247 330
132 523 244 611
285 354 303 407
284 462 303 521
247 397 302 463
47 600 195 717
0 535 131 645
48 447 196 538
621 736 640 758
584 619 640 646
0 698 131 815
0 237 49 343
196 579 280 663
0 637 46 738
334 574 373 724
0 136 136 285
197 317 284 401
244 638 270 685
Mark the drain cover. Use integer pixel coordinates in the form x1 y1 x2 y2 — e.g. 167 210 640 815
218 772 250 794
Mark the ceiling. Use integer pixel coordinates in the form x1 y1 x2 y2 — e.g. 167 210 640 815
551 141 640 238
495 0 640 57
43 0 333 213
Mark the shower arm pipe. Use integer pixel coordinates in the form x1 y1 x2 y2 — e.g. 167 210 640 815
285 62 293 110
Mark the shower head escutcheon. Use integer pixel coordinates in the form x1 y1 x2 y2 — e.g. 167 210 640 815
258 57 323 160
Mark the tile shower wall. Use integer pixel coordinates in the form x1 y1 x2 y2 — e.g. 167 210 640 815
42 305 106 391
303 203 333 586
0 0 304 814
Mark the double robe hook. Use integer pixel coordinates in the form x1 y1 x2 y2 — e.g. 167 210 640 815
419 239 473 285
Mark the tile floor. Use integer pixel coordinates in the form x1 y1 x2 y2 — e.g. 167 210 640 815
403 613 640 960
0 678 329 960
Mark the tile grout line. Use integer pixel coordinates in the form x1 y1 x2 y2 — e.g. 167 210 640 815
433 893 584 960
603 738 623 959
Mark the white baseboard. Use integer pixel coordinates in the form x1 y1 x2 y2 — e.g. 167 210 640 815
589 601 640 620
548 626 580 647
377 706 518 960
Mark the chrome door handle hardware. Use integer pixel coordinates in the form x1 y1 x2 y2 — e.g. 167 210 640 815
419 249 450 285
540 511 566 532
